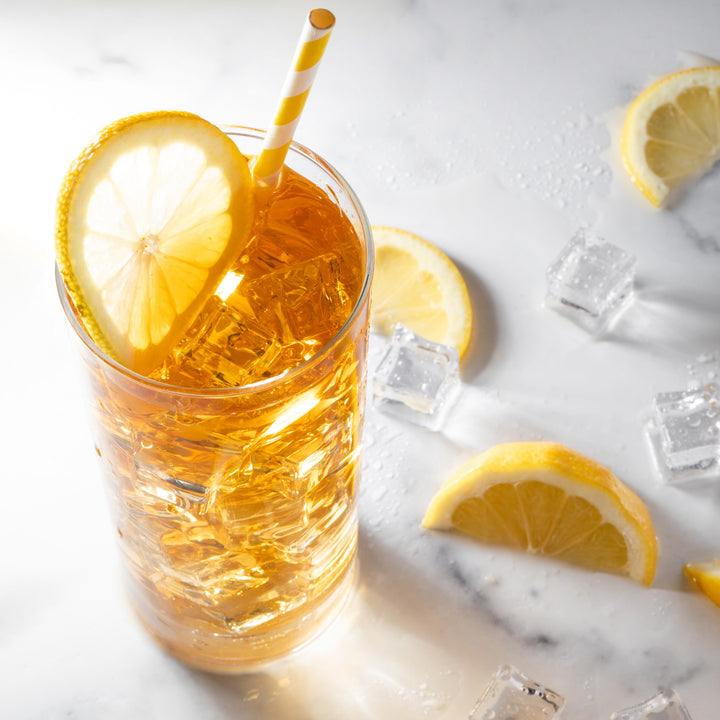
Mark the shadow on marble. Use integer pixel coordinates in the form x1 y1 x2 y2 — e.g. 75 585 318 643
454 259 498 382
662 162 720 221
603 282 720 357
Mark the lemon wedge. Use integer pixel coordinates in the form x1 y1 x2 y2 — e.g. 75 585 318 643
684 560 720 609
621 65 720 207
371 226 472 358
422 442 658 585
56 111 254 374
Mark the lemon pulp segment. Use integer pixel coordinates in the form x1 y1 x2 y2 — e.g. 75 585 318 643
423 442 658 585
371 225 472 358
56 111 254 374
621 66 720 206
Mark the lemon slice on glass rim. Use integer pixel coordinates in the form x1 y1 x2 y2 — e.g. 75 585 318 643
55 111 254 375
423 442 658 585
371 225 472 359
621 65 720 207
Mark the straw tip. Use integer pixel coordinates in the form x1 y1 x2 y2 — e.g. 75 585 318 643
309 8 335 30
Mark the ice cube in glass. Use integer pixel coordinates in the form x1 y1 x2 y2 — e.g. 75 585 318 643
545 231 636 334
610 688 693 720
469 665 564 719
373 324 460 431
647 384 720 483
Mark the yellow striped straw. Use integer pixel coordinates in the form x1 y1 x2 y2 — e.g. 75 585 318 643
252 8 336 184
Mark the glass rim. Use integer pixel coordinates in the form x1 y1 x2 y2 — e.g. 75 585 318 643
56 125 374 398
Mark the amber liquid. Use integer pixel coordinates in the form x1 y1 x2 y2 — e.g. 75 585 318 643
84 161 369 670
151 167 365 389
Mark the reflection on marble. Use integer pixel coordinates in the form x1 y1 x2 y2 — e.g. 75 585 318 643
2 0 720 718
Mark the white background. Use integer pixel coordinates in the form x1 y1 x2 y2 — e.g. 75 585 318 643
2 1 720 717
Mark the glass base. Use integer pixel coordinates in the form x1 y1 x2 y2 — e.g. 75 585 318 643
125 557 358 674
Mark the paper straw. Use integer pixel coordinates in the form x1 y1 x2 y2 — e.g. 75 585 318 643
252 8 336 184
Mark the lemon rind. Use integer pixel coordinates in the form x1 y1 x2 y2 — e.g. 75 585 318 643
621 66 720 207
422 442 658 585
55 111 254 373
371 225 472 358
684 560 720 608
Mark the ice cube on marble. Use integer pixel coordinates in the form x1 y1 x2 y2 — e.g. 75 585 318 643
610 688 693 720
469 665 564 719
373 324 460 431
545 231 636 334
647 384 720 483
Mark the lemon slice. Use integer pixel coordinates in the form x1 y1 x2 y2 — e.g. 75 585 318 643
621 65 720 207
422 442 658 585
56 111 254 374
371 226 472 358
684 560 720 608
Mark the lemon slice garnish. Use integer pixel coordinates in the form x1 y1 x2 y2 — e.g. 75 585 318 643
685 560 720 609
371 226 472 358
621 65 720 207
56 111 254 374
422 442 658 585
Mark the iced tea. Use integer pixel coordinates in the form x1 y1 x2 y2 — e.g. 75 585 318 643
59 127 372 671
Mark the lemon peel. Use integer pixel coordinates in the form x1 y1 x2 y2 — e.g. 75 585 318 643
56 111 254 374
371 225 472 358
684 560 720 609
622 65 720 207
423 442 658 585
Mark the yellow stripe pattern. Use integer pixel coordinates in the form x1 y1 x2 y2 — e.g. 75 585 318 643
294 34 332 72
273 87 312 127
252 142 293 182
252 10 335 183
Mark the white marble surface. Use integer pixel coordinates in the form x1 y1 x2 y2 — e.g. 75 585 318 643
3 0 720 717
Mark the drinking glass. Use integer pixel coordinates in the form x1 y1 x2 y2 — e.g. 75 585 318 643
57 127 373 672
